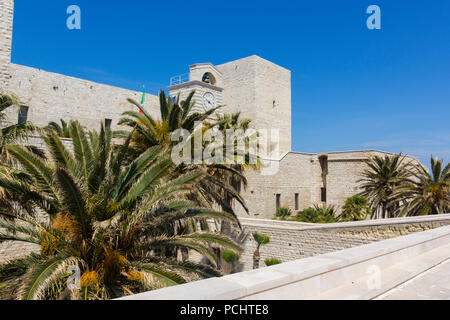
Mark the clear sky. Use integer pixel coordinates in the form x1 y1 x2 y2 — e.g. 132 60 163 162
11 0 450 166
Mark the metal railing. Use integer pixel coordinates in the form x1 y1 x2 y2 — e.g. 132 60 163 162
169 73 190 86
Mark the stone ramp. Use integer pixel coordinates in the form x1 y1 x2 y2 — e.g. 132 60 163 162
310 244 450 300
376 258 450 300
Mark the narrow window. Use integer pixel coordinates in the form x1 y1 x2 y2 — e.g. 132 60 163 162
18 106 29 124
276 194 281 209
273 100 276 108
295 193 299 211
321 188 327 202
105 119 112 129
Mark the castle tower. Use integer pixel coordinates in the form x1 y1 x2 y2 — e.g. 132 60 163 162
216 56 292 156
0 0 14 92
168 63 224 115
168 55 292 157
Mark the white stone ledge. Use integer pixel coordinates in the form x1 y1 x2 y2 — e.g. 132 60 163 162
239 214 450 232
117 225 450 300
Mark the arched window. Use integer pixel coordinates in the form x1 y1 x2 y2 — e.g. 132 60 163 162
202 72 216 85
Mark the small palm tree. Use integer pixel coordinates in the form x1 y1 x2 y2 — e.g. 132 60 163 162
358 154 412 219
252 232 269 270
0 122 240 300
339 196 371 221
398 156 450 216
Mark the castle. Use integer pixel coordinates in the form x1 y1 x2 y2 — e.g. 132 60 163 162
0 0 405 219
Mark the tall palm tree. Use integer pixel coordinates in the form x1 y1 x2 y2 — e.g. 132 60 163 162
0 94 38 164
397 156 450 216
44 119 72 138
0 122 240 300
119 91 253 221
118 90 219 152
358 154 412 219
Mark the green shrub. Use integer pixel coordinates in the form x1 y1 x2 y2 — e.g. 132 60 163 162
339 195 371 221
296 205 337 223
275 207 292 218
264 258 282 266
221 251 240 266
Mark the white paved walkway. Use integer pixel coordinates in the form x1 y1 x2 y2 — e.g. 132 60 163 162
377 258 450 300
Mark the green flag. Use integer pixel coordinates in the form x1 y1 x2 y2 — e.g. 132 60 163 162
140 85 145 114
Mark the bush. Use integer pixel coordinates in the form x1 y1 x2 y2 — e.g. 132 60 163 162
275 207 292 218
264 258 282 266
221 251 240 266
339 195 371 221
296 205 337 223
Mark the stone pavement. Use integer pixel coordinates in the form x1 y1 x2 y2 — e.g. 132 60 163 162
377 258 450 300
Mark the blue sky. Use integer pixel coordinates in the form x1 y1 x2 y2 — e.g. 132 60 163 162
11 0 450 165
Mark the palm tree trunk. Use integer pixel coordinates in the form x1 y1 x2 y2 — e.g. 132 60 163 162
253 249 260 270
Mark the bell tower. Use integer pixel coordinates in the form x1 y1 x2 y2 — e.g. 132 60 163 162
0 0 14 92
168 63 224 114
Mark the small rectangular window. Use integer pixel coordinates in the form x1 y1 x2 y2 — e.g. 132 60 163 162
295 193 299 211
18 106 29 124
105 119 112 129
276 194 281 209
321 188 327 202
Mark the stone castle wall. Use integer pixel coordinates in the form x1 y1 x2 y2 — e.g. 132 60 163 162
3 64 160 131
235 150 417 219
0 0 13 92
236 215 450 271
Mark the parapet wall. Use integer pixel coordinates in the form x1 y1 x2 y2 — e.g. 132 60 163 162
119 223 450 300
237 215 450 271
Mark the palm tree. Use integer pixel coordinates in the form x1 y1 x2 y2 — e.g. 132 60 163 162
0 94 38 164
44 119 72 138
252 232 269 270
203 111 260 223
0 122 240 300
397 156 450 216
358 154 412 219
338 195 371 221
118 90 219 152
119 92 256 220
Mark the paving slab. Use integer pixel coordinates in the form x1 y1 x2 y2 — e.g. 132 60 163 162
377 258 450 300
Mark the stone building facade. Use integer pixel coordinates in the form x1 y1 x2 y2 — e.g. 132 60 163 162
0 0 415 220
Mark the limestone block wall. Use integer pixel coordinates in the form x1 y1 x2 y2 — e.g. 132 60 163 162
237 215 450 271
235 152 321 219
3 64 160 131
0 0 13 92
234 150 419 220
325 151 419 211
